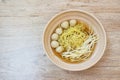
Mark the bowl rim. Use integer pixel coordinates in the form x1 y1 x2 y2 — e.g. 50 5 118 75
43 9 107 71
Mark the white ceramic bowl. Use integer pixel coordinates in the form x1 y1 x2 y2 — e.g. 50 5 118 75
43 10 106 71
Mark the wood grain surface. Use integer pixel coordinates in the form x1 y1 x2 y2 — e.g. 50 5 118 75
0 0 120 80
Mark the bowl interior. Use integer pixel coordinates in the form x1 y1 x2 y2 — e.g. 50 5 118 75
43 10 106 71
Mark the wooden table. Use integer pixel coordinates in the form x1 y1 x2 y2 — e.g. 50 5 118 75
0 0 120 80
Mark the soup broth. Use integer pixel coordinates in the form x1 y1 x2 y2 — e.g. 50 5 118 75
50 19 97 63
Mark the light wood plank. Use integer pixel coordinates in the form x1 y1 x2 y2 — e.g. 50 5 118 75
0 0 120 80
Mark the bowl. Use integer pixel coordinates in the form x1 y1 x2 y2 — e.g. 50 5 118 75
43 10 106 71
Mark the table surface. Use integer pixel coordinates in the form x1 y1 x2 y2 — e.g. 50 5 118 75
0 0 120 80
